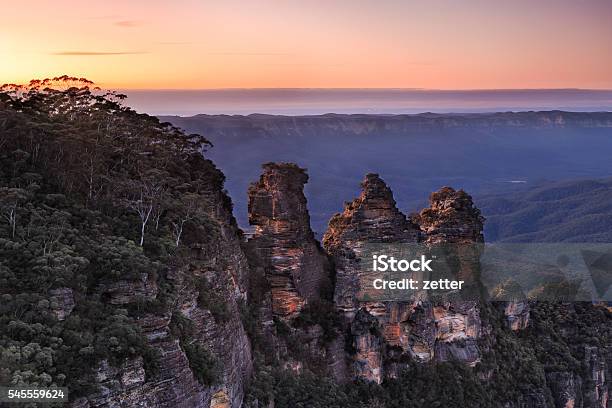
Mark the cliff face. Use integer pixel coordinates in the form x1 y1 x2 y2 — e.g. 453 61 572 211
248 163 331 319
491 280 531 331
502 300 531 331
245 163 345 377
164 112 612 141
73 164 253 408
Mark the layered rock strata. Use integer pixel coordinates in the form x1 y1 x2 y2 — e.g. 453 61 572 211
491 279 531 331
246 163 348 378
414 187 485 368
323 177 485 382
248 162 331 319
324 174 421 317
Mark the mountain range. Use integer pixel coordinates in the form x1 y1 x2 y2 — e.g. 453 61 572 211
162 112 612 238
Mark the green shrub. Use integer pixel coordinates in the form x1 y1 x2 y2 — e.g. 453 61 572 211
183 343 221 386
198 279 231 323
293 300 342 343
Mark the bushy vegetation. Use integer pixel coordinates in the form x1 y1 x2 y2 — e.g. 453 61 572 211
169 311 221 386
292 300 343 343
197 278 231 323
475 304 549 404
0 77 223 397
246 362 365 408
183 343 222 386
246 360 495 408
522 302 611 373
245 300 610 407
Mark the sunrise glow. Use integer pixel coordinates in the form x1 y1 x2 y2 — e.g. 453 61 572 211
2 0 612 90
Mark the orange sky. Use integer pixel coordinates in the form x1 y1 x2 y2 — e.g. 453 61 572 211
2 0 611 89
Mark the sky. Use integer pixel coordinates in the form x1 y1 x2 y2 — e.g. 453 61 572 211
1 0 612 90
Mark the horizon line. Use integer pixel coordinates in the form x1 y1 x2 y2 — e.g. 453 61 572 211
118 87 612 92
158 110 612 118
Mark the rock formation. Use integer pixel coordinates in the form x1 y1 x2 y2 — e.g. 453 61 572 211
322 174 420 382
491 279 530 331
245 162 349 379
324 173 420 318
48 287 75 321
69 164 611 407
323 177 486 382
248 162 331 319
416 186 485 244
415 187 485 367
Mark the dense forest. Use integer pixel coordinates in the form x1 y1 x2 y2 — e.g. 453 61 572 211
0 77 225 397
479 178 612 242
0 78 610 408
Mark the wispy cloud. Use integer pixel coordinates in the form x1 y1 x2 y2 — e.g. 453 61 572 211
264 63 345 67
157 41 195 45
86 14 120 20
114 20 141 28
51 51 147 56
208 52 292 56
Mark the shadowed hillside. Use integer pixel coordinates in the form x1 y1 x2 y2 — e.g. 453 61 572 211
479 178 612 242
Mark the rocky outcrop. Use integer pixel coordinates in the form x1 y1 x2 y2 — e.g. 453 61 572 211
491 280 530 331
502 301 530 331
416 186 484 291
48 287 75 321
324 178 486 382
324 173 420 318
245 163 345 380
583 346 609 408
416 187 485 245
323 174 421 382
416 187 484 366
248 163 331 319
96 273 159 305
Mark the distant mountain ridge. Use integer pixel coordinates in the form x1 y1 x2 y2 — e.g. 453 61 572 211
163 111 612 133
162 111 612 235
